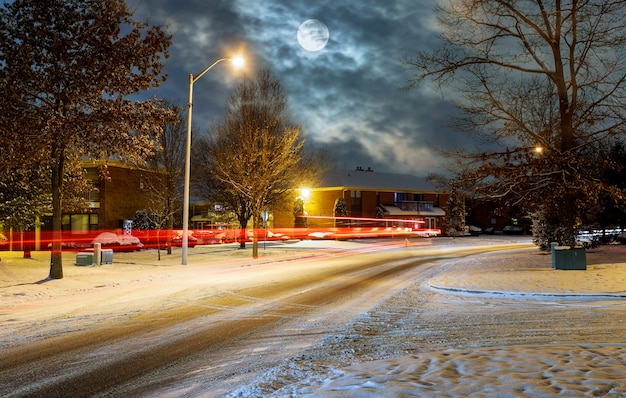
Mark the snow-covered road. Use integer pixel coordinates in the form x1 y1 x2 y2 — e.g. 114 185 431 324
0 239 486 396
3 237 626 396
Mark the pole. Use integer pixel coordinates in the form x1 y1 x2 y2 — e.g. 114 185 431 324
181 57 241 265
182 73 193 265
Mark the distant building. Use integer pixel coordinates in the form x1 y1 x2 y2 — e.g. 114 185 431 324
3 163 452 250
0 160 164 250
272 167 449 233
40 160 164 234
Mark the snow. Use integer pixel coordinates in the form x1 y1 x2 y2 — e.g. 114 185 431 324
309 345 626 396
299 242 626 397
2 236 626 396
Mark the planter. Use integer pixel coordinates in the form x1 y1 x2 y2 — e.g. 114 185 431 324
551 244 586 270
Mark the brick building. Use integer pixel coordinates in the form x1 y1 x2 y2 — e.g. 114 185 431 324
40 160 165 235
272 167 449 234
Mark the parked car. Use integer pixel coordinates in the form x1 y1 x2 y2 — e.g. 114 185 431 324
247 229 290 241
503 225 525 235
171 230 198 248
468 225 482 236
92 232 143 251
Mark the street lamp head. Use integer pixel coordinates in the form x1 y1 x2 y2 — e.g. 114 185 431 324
232 56 244 68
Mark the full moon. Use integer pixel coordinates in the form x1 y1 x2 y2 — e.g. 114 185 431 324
297 19 330 52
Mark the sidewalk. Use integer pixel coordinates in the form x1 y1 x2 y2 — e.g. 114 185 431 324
428 242 626 297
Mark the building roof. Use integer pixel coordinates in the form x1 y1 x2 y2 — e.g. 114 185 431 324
319 168 439 192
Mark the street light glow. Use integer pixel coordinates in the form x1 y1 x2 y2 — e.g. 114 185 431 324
182 55 244 265
232 56 244 68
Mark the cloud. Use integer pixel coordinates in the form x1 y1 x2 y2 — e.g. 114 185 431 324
135 0 465 176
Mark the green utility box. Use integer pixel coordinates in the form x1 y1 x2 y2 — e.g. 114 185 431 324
552 246 586 270
76 252 94 266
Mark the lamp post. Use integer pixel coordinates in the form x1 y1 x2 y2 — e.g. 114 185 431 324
182 56 243 265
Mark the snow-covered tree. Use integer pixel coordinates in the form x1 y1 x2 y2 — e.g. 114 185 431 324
446 186 466 237
530 208 552 251
132 210 156 231
293 197 307 228
333 197 348 229
0 164 51 256
0 0 174 278
0 166 50 231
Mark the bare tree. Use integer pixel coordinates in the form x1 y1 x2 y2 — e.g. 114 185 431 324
0 0 174 278
191 144 254 248
195 69 319 258
138 103 186 255
404 1 626 247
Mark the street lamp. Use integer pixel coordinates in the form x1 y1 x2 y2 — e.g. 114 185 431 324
182 56 244 265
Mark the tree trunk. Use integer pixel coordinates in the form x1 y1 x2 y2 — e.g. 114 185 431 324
553 35 578 248
166 217 173 255
22 230 31 259
238 226 246 248
238 216 247 248
252 216 259 259
156 229 161 261
49 149 64 279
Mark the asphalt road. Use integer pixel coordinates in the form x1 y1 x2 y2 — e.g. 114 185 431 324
0 240 529 397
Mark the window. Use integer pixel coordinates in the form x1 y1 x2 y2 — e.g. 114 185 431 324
350 190 362 216
394 192 408 202
89 214 99 230
72 215 90 233
62 214 71 231
351 190 361 206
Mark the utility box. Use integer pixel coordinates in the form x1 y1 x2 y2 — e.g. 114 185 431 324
552 246 586 270
100 249 113 264
75 249 114 266
76 252 94 266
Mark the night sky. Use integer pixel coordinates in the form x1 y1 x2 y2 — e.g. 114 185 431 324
135 0 460 176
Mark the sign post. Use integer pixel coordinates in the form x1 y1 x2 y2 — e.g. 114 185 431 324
261 210 269 250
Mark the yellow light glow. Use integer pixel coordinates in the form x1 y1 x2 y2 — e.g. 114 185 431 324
232 56 244 68
300 188 311 200
534 146 543 154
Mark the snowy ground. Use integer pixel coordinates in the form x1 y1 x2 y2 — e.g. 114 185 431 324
2 236 626 396
299 244 626 397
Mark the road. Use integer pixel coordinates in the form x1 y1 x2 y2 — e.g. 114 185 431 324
1 239 546 397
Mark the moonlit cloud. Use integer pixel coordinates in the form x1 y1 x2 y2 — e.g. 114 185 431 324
135 0 463 176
